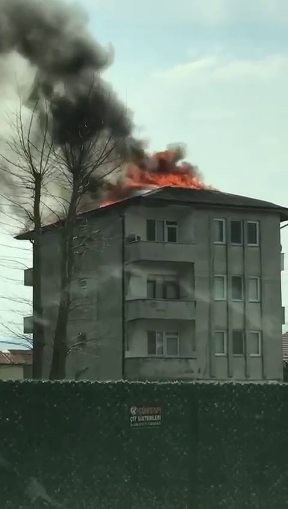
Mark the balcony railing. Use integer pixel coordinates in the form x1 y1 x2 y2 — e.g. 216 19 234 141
125 357 197 380
125 240 195 263
126 298 196 321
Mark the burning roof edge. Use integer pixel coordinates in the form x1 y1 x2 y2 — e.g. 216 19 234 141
15 186 288 240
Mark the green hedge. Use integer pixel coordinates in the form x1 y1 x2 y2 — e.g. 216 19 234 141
0 381 288 508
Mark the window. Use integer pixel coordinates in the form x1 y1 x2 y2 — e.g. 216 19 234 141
213 219 226 243
214 331 227 356
232 330 244 355
166 221 177 242
147 331 179 356
214 275 226 300
231 276 243 300
247 221 259 246
147 275 179 299
147 278 157 298
248 277 260 302
248 331 261 357
166 332 179 356
147 331 164 355
230 221 242 244
147 219 157 241
146 219 178 242
163 279 179 299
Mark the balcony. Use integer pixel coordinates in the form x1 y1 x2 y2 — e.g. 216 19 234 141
125 240 195 264
125 357 197 380
126 299 196 321
24 268 33 286
23 316 33 334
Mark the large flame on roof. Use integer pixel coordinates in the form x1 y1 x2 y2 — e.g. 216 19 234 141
101 145 208 207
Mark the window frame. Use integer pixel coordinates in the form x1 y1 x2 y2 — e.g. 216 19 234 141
247 221 259 246
147 278 157 299
214 275 227 301
248 330 261 357
248 276 260 302
147 330 179 357
231 275 244 301
166 221 178 243
230 220 243 245
232 330 244 356
146 219 178 242
213 218 226 244
214 331 227 356
165 331 179 356
146 275 179 300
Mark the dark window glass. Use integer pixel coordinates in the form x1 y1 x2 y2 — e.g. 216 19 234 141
247 222 259 245
214 219 225 243
147 331 156 355
232 276 243 300
147 331 164 355
166 221 177 242
147 279 156 298
231 221 242 244
232 330 244 355
166 333 179 356
146 220 155 241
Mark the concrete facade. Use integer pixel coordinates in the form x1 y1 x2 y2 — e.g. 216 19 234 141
22 188 287 381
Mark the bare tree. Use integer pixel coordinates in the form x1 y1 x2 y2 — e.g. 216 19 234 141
0 102 55 378
49 114 125 379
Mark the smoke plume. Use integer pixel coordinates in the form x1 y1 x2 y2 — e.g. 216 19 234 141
0 0 133 144
0 0 207 220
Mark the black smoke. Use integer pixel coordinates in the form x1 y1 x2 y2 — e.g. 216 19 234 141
0 0 133 144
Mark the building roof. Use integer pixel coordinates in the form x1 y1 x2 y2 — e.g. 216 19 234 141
0 350 32 366
16 186 288 240
143 187 288 215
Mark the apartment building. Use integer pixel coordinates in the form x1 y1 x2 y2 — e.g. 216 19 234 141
19 187 288 381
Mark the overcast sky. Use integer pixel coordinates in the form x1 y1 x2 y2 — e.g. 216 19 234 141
1 0 288 345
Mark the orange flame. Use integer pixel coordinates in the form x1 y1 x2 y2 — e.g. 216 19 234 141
100 148 208 207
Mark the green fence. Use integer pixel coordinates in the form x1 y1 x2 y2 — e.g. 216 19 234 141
0 381 288 508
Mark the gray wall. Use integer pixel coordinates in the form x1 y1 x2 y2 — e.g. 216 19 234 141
38 200 283 381
40 210 123 380
124 202 283 381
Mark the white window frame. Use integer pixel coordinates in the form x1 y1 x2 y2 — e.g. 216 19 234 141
247 221 259 246
214 331 227 356
165 221 178 243
213 218 226 244
248 331 261 357
232 330 244 356
147 330 179 357
146 219 178 242
214 275 227 301
230 220 243 245
248 277 260 302
231 275 244 301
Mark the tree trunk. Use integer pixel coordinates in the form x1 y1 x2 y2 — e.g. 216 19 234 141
49 181 79 379
32 175 44 379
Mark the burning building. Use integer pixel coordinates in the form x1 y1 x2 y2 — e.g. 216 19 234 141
1 0 287 380
18 183 288 381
